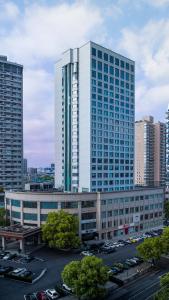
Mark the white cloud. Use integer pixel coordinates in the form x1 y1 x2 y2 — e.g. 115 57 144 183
0 1 104 166
0 1 19 22
118 19 169 120
146 0 169 7
0 2 103 67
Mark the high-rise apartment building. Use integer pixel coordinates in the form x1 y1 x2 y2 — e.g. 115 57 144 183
135 116 166 187
166 105 169 188
55 41 135 192
154 122 166 186
0 56 23 190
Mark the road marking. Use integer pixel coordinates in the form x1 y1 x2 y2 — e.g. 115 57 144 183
128 280 160 300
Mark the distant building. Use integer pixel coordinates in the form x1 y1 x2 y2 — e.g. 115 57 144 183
0 55 23 190
25 182 54 191
23 159 27 175
55 41 135 192
135 116 166 187
28 168 37 175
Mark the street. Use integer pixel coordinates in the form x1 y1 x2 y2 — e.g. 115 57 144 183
0 243 167 300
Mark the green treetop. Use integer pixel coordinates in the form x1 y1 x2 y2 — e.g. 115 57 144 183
62 256 109 300
42 210 81 249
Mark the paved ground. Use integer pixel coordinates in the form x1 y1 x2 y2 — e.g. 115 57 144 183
0 243 167 300
109 268 167 300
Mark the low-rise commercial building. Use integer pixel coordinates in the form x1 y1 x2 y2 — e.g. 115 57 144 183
5 188 164 240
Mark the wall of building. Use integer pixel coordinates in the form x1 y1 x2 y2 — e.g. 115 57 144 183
0 56 23 190
5 188 164 240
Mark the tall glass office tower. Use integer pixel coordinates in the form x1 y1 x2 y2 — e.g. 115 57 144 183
55 42 135 192
0 56 23 190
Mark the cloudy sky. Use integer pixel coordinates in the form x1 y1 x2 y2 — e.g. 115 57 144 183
0 0 169 167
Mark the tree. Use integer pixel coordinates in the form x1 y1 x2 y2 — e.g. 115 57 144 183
137 237 163 262
160 227 169 254
164 201 169 220
0 187 4 193
62 256 108 300
42 210 81 249
0 208 6 226
154 273 169 300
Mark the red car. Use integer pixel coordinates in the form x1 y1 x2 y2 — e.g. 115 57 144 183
36 291 49 300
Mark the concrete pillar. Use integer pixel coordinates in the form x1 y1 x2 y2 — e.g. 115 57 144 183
37 201 40 227
20 200 23 225
19 239 25 253
96 192 102 240
78 201 82 239
2 237 6 250
38 233 41 245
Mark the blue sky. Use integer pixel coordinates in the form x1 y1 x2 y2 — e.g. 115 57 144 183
0 0 169 167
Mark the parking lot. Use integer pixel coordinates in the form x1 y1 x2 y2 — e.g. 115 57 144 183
0 229 162 300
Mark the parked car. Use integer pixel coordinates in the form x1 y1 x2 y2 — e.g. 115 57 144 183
110 267 120 275
0 266 13 274
3 253 16 260
20 270 32 278
36 291 49 300
62 283 72 293
125 239 132 244
113 263 124 270
45 289 59 299
112 242 121 248
24 294 37 300
21 255 34 263
12 268 27 276
101 247 116 254
125 259 136 267
0 251 9 259
81 251 93 256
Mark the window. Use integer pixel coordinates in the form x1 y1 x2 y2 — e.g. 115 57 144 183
23 213 37 221
40 214 48 221
92 58 96 68
115 58 119 66
104 64 108 73
11 211 20 219
98 50 102 59
92 70 96 78
115 68 119 77
61 202 78 209
98 61 102 71
11 199 20 207
82 201 95 208
110 55 114 63
82 222 96 230
23 201 37 208
119 209 124 215
110 66 114 75
92 47 96 56
40 202 58 209
104 53 108 61
120 60 124 68
6 198 10 205
126 62 129 70
82 212 96 220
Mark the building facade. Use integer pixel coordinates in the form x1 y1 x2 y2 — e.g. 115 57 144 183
166 105 169 188
135 116 166 187
55 41 135 192
0 55 23 190
5 188 164 240
154 122 166 186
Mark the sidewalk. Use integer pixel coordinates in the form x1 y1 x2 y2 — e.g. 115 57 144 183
115 262 151 283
